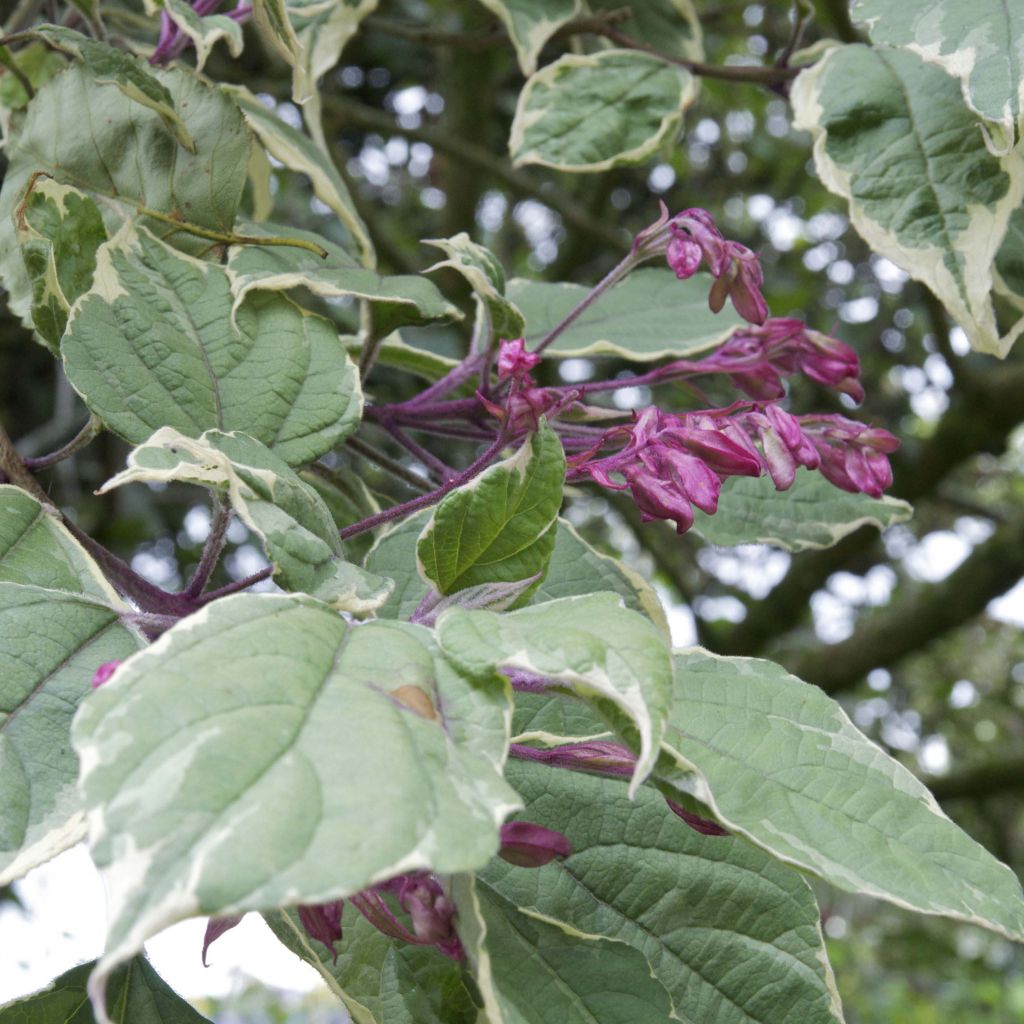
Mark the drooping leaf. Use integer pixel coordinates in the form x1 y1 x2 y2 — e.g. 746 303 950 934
163 0 245 71
588 0 703 61
0 584 143 886
99 429 391 612
475 0 582 76
852 0 1024 149
62 224 363 466
417 422 565 596
660 648 1024 942
0 954 211 1023
510 268 742 359
16 176 107 353
251 0 304 84
73 595 520 1019
791 44 1024 357
227 85 375 266
0 63 251 322
437 593 673 793
423 233 526 340
452 872 676 1024
227 222 460 334
0 485 120 602
509 49 696 171
692 467 913 551
478 761 846 1024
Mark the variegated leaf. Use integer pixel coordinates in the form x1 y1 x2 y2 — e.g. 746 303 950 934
588 0 703 62
164 0 244 71
475 0 582 76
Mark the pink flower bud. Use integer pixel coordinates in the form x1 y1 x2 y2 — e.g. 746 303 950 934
499 821 572 867
91 661 122 689
297 901 345 963
497 337 541 380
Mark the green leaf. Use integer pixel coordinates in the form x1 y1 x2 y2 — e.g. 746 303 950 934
0 955 211 1023
791 44 1024 358
423 233 526 340
510 268 742 359
452 872 676 1024
0 63 251 323
852 0 1024 149
73 595 520 1015
364 508 434 620
479 761 845 1024
301 464 381 563
99 429 391 612
994 205 1024 310
475 0 582 76
510 689 611 745
30 25 195 152
0 584 143 886
227 85 375 267
0 43 65 141
227 222 461 335
509 49 696 171
437 593 672 793
692 468 913 551
0 485 120 602
62 224 363 466
587 0 703 61
16 176 107 353
164 0 244 71
417 422 565 596
266 906 479 1024
252 0 304 80
660 649 1024 941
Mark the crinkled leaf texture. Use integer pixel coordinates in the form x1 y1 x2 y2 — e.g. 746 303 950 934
0 583 144 886
72 594 520 1023
791 44 1024 357
62 225 362 466
660 649 1024 941
417 422 565 597
0 954 210 1023
99 429 391 612
436 593 672 795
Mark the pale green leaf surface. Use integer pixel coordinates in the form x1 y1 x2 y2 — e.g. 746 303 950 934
453 872 675 1024
16 176 107 353
437 593 672 793
73 595 520 1021
100 429 390 612
510 689 611 745
692 468 913 551
853 0 1024 147
417 422 565 595
588 0 703 61
0 954 211 1023
791 44 1024 357
509 49 696 171
301 464 380 562
511 268 741 359
164 0 244 71
62 225 363 466
480 761 844 1024
475 0 582 76
0 485 121 603
363 508 434 620
0 584 143 886
661 648 1024 941
994 205 1024 309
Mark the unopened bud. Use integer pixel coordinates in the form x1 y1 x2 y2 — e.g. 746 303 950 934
91 661 122 689
499 821 572 867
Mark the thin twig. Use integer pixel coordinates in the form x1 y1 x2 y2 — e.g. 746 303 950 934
380 424 456 482
23 415 102 470
775 0 814 70
196 566 274 604
184 495 232 598
0 420 49 502
344 435 434 492
0 44 33 99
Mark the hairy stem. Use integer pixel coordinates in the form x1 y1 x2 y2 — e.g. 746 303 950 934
23 415 102 470
184 495 232 598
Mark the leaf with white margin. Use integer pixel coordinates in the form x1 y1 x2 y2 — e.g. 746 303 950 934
475 0 582 76
994 206 1024 311
852 0 1024 151
0 584 144 887
227 85 375 267
62 224 363 467
265 906 479 1024
16 176 107 353
99 429 391 613
0 64 251 323
509 49 696 171
588 0 703 61
251 0 305 88
510 268 742 359
423 233 525 340
164 0 244 71
436 593 672 794
0 485 120 603
659 648 1024 942
227 221 460 334
30 25 195 152
510 689 611 746
417 422 565 597
0 953 211 1022
692 467 913 551
791 44 1024 358
73 594 521 1024
451 872 675 1024
479 761 845 1024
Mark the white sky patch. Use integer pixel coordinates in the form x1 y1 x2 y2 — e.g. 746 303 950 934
558 358 593 383
949 679 979 709
839 296 878 324
918 734 950 775
989 578 1024 626
662 601 698 647
903 530 970 582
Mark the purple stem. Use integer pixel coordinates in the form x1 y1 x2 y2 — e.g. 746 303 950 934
382 424 456 481
196 566 274 604
404 354 484 408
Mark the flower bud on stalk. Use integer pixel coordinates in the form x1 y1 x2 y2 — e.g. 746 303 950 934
499 821 572 867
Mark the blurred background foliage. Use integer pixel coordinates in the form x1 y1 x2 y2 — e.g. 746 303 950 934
2 0 1022 1019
